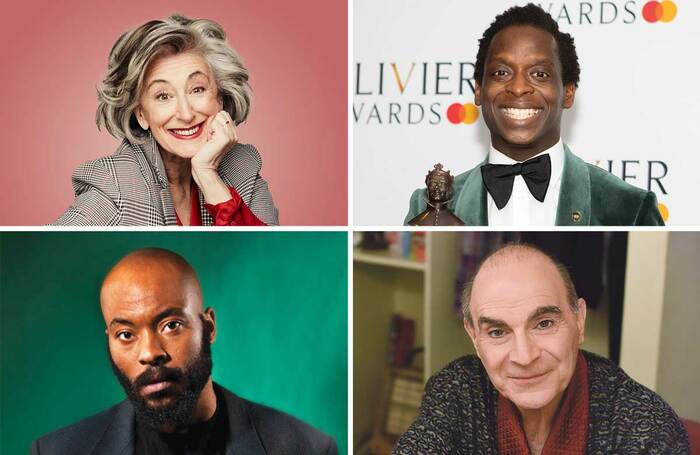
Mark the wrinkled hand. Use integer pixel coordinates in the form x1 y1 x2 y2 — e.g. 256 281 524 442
191 110 238 205
191 110 237 173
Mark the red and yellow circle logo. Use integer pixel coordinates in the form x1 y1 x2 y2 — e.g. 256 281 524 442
642 1 677 23
447 103 479 125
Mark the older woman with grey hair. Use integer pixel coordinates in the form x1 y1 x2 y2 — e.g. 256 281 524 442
54 14 278 225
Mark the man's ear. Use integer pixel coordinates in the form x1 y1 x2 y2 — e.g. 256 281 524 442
135 107 149 130
204 307 217 344
575 298 587 345
475 81 482 106
463 318 480 357
563 83 576 109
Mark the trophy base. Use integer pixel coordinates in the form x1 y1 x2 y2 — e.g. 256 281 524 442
407 208 465 226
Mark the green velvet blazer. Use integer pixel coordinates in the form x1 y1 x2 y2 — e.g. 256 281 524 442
404 145 664 226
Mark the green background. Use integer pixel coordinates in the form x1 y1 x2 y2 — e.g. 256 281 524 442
0 232 348 454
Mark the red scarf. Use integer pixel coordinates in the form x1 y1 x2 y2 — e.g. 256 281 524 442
497 352 589 455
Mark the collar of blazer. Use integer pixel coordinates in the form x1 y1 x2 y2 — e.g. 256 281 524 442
90 383 267 455
451 144 592 226
133 133 170 190
129 134 185 225
555 144 592 226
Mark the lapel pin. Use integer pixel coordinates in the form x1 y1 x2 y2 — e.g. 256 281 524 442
571 211 582 223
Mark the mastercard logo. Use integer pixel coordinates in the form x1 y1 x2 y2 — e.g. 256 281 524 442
447 103 479 125
642 1 677 23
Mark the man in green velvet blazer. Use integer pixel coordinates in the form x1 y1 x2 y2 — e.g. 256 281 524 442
404 5 663 226
405 145 663 226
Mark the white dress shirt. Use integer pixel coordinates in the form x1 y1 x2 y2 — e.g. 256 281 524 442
486 139 565 226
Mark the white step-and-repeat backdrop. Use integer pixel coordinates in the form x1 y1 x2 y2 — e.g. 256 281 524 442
354 0 698 226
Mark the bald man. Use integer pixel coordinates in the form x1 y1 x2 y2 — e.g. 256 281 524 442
394 244 688 455
31 248 338 455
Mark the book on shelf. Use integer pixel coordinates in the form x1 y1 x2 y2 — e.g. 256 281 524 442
382 232 426 263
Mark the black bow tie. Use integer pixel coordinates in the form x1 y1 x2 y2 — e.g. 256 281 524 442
480 154 551 210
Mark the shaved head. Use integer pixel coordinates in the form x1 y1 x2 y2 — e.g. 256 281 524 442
462 243 578 326
100 248 203 319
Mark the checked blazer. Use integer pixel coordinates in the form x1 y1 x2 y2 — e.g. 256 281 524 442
53 135 279 226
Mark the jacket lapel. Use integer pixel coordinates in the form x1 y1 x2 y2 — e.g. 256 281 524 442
136 135 178 225
556 145 592 226
219 384 267 455
453 160 488 225
160 188 178 225
90 401 135 455
89 387 268 455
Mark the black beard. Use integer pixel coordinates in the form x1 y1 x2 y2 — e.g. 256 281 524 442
109 324 213 430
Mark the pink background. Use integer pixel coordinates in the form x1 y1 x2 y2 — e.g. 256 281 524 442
0 0 347 226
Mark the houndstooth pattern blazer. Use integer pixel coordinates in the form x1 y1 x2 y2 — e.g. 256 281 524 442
53 135 279 226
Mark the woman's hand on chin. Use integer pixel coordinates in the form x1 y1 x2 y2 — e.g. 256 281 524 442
192 110 237 172
191 110 238 205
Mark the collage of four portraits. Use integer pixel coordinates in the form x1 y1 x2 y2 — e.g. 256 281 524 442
1 0 699 454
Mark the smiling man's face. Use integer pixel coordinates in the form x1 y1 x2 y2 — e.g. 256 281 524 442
475 25 575 161
464 250 586 413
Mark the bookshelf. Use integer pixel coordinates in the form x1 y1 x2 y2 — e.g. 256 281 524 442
353 232 474 451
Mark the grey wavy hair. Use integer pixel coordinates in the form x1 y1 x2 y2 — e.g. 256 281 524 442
462 243 579 327
96 14 251 144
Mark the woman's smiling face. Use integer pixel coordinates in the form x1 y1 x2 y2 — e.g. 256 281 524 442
136 51 222 159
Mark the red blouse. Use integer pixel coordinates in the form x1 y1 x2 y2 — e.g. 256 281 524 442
175 184 265 226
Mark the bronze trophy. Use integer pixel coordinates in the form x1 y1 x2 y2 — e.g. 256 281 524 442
407 163 465 226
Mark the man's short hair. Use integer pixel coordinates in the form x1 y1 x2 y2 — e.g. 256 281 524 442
461 243 579 326
473 3 581 88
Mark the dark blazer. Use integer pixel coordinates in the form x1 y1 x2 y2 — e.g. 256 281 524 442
404 145 664 226
31 384 337 455
53 135 279 226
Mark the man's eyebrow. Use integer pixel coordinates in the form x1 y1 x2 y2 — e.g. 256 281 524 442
487 56 555 66
146 71 209 90
528 305 562 321
108 307 186 329
152 307 186 324
531 59 555 66
109 318 134 329
477 316 508 328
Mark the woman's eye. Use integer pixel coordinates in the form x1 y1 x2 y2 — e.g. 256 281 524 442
536 320 554 329
155 92 170 101
192 86 205 94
